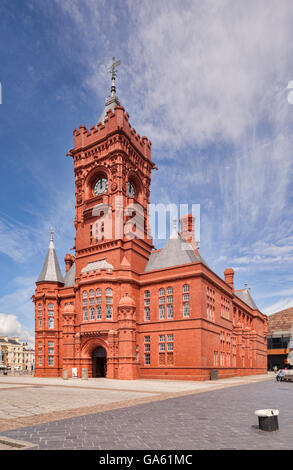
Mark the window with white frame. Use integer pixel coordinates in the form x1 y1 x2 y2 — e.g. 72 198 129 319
48 341 54 366
183 284 190 317
82 290 88 307
38 341 42 366
38 303 42 329
106 288 113 305
106 305 113 319
206 287 215 321
144 336 151 365
48 303 54 328
96 288 102 304
167 303 174 319
183 302 190 317
90 306 95 320
144 307 150 321
89 289 95 305
159 304 165 320
97 305 102 319
83 307 88 321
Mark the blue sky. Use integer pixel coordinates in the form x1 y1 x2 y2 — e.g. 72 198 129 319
1 0 293 344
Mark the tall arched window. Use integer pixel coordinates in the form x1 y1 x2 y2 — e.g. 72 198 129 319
96 288 102 305
38 303 42 329
89 289 95 305
48 303 54 329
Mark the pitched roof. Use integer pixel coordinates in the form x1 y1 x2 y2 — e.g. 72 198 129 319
37 231 64 284
267 307 293 335
64 262 76 287
235 288 258 310
144 226 206 272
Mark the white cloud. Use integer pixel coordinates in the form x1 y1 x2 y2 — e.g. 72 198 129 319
263 299 293 316
0 313 22 337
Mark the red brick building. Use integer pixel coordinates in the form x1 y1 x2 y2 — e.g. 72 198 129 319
33 74 267 380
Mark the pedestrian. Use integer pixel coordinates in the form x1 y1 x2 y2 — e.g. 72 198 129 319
276 369 285 381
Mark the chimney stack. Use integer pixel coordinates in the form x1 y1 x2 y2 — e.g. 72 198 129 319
224 268 234 289
64 253 75 273
180 214 195 244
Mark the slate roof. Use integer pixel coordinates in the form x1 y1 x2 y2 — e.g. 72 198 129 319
37 234 64 284
64 262 76 287
235 288 258 310
97 93 121 125
145 227 206 272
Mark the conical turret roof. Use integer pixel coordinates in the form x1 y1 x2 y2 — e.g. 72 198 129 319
37 229 64 284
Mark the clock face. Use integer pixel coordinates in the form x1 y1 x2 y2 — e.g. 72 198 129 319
93 178 108 196
128 181 136 198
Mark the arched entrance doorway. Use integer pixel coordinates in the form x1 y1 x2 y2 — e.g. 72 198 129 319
92 346 107 378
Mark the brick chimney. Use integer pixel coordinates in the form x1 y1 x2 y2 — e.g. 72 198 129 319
180 214 195 243
224 268 234 289
64 253 75 273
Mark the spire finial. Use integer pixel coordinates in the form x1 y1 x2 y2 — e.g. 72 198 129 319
170 218 178 239
109 56 120 96
50 227 54 242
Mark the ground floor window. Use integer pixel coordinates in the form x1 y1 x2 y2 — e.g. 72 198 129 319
144 336 151 365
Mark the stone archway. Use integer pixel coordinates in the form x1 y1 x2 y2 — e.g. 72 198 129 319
92 346 107 378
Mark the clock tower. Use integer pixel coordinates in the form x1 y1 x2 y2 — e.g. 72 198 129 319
68 61 156 281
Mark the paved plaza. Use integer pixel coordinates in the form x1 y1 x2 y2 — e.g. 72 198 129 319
0 373 292 450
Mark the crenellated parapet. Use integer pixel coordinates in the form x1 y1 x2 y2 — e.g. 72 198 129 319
71 106 153 164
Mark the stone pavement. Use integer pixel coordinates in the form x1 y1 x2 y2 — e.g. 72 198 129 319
2 373 291 450
0 373 270 432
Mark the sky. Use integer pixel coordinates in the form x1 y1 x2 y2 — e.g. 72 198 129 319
1 0 293 345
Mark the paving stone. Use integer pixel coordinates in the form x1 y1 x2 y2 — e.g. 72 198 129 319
0 379 290 450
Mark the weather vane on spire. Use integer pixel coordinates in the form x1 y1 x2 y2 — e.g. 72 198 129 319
109 56 120 95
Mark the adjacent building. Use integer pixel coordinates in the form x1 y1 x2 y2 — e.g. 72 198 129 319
0 336 35 371
267 307 293 370
33 69 267 380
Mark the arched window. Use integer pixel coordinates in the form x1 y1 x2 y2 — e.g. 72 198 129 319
106 288 113 304
48 303 54 329
90 306 95 320
82 291 88 307
106 305 113 319
167 286 173 295
159 288 165 296
96 288 102 305
89 289 95 305
183 284 189 293
144 290 150 298
48 303 54 315
38 303 42 329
